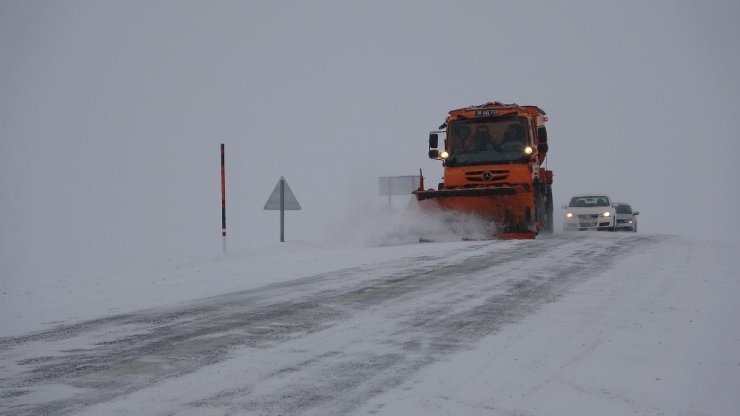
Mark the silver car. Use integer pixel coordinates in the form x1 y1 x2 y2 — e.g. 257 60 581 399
615 203 639 232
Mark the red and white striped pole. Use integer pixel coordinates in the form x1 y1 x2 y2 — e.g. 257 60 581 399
221 143 227 253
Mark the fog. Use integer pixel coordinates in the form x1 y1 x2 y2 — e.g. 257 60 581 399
2 1 739 281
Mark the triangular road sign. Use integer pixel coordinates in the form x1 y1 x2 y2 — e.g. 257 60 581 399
264 177 301 210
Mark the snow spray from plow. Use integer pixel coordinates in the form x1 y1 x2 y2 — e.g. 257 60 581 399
353 203 498 246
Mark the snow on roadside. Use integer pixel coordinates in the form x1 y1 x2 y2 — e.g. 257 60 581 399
356 235 740 416
0 239 493 338
0 203 504 338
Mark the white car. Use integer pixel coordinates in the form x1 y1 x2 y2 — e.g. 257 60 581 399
615 203 639 232
563 194 617 231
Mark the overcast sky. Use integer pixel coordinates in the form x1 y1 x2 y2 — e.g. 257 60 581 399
2 0 739 281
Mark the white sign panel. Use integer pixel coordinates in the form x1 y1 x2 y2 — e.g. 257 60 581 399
379 175 420 196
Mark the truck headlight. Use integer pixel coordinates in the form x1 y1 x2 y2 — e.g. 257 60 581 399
439 151 449 160
524 146 533 155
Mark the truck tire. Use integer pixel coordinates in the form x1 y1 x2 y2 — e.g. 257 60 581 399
534 180 549 234
544 184 554 233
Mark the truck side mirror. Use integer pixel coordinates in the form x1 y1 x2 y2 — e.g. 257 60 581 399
429 133 439 148
537 126 547 142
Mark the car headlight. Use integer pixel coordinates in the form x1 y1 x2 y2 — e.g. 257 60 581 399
566 212 573 218
601 211 611 217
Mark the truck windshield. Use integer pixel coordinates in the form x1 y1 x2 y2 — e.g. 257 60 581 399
446 117 529 166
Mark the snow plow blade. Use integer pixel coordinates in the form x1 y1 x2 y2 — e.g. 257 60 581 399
414 187 539 239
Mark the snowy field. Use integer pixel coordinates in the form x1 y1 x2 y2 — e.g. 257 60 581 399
1 231 739 416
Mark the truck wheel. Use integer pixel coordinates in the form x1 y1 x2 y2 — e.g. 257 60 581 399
534 180 553 234
544 184 554 233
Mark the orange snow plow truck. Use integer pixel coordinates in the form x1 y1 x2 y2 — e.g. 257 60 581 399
414 101 553 239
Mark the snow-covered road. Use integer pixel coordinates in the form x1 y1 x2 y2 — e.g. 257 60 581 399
1 233 738 415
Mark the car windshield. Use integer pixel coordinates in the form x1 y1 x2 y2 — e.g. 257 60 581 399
616 204 632 214
445 117 529 166
569 196 610 207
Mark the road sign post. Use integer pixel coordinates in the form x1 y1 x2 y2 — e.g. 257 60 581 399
280 178 285 242
221 144 227 253
264 177 301 242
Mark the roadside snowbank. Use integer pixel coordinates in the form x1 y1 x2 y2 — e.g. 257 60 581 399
357 236 740 416
0 239 485 338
